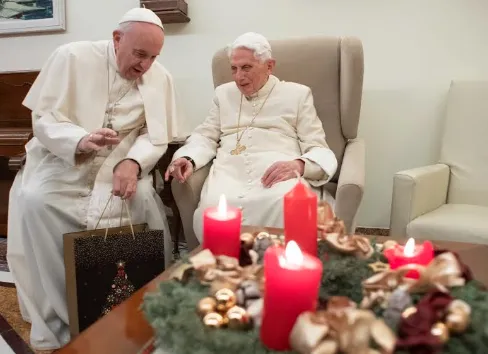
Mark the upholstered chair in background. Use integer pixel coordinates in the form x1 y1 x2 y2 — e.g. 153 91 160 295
390 81 488 244
173 36 366 249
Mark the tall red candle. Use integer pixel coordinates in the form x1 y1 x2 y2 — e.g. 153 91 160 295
260 241 323 351
203 194 242 259
384 237 434 279
284 179 318 256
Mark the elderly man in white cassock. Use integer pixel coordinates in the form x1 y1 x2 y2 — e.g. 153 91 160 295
165 32 338 242
6 8 183 350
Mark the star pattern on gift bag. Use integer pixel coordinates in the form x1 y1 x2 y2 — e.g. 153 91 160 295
101 261 135 316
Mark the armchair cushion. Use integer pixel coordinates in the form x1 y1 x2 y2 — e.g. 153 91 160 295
390 163 450 237
408 204 488 244
335 138 365 233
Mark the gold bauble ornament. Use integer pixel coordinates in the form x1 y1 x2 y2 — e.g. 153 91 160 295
402 306 417 319
197 297 217 318
215 288 237 313
203 312 225 328
446 311 469 333
240 232 255 248
431 322 449 343
448 299 471 316
226 306 251 330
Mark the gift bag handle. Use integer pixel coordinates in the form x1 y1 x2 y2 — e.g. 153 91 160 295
93 194 135 241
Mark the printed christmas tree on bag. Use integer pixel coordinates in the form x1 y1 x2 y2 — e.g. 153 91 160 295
102 261 135 316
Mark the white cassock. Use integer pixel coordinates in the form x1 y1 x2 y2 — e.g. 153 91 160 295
172 75 338 241
6 40 183 350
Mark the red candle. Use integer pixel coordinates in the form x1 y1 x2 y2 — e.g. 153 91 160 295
203 194 242 259
284 179 318 256
384 238 434 279
260 241 323 351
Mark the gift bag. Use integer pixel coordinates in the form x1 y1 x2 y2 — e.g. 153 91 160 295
63 196 166 337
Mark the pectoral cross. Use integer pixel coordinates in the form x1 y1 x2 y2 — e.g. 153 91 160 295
105 102 119 150
231 142 246 155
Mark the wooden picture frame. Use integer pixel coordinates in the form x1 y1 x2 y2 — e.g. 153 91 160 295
0 0 66 35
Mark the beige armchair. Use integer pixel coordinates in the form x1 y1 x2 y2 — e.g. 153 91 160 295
390 81 488 244
172 36 365 249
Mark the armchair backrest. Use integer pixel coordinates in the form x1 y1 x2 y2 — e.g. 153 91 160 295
440 81 488 206
211 36 364 182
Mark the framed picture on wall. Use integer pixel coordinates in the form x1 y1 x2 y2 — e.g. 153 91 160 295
0 0 66 35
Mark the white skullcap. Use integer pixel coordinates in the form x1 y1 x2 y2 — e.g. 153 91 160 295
231 32 271 51
228 32 272 60
119 8 164 30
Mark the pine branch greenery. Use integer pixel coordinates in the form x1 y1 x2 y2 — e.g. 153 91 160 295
142 240 488 354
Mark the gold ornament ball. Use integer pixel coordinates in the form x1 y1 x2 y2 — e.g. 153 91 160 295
446 311 470 333
240 233 255 248
215 288 237 313
197 297 217 318
448 299 471 316
226 306 251 330
431 322 449 343
203 312 225 328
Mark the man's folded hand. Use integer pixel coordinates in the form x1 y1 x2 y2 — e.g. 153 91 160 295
261 160 305 188
112 159 140 199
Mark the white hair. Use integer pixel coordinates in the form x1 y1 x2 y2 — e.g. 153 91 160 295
226 32 273 62
116 21 134 33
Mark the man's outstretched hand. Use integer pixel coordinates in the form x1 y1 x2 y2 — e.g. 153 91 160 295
165 157 194 183
261 160 305 188
77 128 120 153
113 159 140 200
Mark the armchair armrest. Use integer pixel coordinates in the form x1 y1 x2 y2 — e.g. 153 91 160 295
335 138 365 234
171 162 211 249
389 163 450 238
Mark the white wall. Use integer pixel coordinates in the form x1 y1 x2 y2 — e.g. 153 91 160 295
2 0 488 228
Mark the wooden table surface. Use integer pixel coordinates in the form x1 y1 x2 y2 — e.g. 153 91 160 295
56 227 488 354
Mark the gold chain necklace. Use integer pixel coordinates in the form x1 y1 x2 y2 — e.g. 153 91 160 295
231 82 276 155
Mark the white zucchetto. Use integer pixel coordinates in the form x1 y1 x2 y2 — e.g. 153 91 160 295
231 32 271 52
118 8 164 30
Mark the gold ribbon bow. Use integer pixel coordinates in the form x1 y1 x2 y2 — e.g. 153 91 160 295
360 252 465 309
316 202 374 259
401 252 465 293
171 249 263 294
289 296 396 354
322 233 375 260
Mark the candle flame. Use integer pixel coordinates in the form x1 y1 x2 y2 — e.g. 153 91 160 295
217 194 227 218
404 238 415 257
285 241 304 266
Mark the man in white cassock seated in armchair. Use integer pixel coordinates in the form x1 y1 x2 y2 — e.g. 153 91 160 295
6 8 184 351
166 32 338 242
